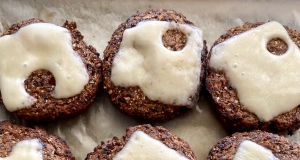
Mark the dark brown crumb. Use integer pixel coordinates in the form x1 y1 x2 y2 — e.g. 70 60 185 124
0 18 102 121
267 38 288 55
206 22 300 132
162 29 187 51
207 130 300 159
102 9 207 121
85 124 196 160
0 121 75 160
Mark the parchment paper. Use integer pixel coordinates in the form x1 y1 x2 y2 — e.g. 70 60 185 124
1 1 300 159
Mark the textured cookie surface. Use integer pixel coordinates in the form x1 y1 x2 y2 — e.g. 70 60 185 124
102 9 207 121
0 18 102 121
85 124 196 160
207 130 300 159
0 121 74 160
206 22 300 132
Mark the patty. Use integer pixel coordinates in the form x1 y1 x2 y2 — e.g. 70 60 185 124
207 130 300 159
0 120 74 160
102 9 207 121
205 22 300 132
85 124 196 160
0 18 102 121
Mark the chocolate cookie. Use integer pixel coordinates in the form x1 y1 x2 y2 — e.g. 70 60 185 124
0 18 102 121
206 21 300 132
0 121 74 159
102 9 207 121
85 124 196 160
207 130 300 159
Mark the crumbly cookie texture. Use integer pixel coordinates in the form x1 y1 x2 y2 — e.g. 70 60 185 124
102 9 207 121
206 22 300 132
85 124 196 160
207 130 300 160
0 18 102 121
0 121 75 160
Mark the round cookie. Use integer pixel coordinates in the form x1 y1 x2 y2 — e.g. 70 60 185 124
85 124 196 160
0 18 102 121
206 22 300 132
0 120 74 159
102 9 207 121
207 130 300 159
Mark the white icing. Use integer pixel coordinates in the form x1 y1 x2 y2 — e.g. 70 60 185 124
233 140 278 160
0 139 43 160
113 131 188 160
210 21 300 122
111 21 203 106
0 23 89 111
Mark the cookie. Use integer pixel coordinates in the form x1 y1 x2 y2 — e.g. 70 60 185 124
85 124 196 160
0 18 102 121
206 21 300 132
0 121 74 159
207 130 300 159
102 9 207 121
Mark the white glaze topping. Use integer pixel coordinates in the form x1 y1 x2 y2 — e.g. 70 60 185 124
0 139 43 160
210 21 300 122
233 140 278 160
0 23 89 111
113 131 188 160
111 21 203 106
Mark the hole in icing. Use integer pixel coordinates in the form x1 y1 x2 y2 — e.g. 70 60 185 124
162 29 187 51
266 38 288 55
24 70 56 96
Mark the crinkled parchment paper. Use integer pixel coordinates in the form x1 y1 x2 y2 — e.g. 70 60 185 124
1 0 300 159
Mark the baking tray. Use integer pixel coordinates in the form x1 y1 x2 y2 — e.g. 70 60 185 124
1 0 300 159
